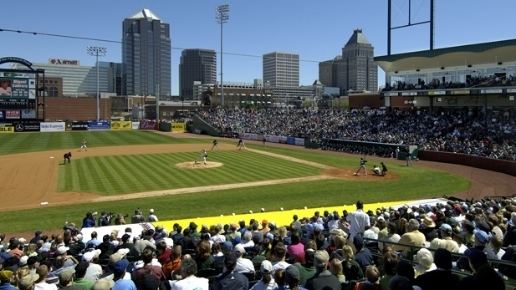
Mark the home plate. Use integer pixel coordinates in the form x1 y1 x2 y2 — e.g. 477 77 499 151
49 156 55 159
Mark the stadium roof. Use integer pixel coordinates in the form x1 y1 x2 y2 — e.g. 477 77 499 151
375 38 516 72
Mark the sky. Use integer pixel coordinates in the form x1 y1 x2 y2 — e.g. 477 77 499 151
1 0 516 95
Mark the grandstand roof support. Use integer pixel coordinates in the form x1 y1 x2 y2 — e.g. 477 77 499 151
387 0 435 55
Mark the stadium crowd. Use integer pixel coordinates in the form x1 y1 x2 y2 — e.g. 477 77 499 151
201 108 515 160
1 197 515 290
383 74 515 91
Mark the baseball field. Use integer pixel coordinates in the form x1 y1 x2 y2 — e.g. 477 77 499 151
0 130 513 235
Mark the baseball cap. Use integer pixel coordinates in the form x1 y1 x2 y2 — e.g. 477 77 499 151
234 244 246 255
260 260 273 274
57 246 69 255
83 249 101 262
285 265 300 284
439 223 453 234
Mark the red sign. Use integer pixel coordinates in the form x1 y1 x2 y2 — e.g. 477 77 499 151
6 110 20 119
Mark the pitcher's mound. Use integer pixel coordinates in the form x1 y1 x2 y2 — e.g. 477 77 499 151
175 161 224 169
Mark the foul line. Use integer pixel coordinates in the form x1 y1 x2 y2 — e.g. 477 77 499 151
246 148 333 169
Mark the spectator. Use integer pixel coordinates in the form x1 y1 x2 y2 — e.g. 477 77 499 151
347 201 370 242
250 260 277 290
305 250 340 290
396 219 426 256
459 249 505 290
211 252 248 290
169 256 208 290
415 248 459 290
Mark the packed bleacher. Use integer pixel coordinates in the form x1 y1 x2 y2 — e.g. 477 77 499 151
1 197 516 290
383 74 515 91
201 108 515 160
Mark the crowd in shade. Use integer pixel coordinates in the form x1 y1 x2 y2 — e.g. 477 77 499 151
201 108 515 160
383 74 515 91
1 197 515 290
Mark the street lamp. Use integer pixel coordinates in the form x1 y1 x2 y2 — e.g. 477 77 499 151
87 46 107 121
216 4 229 107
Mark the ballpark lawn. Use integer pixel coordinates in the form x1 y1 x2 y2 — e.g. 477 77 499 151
0 131 200 155
0 140 470 233
58 150 321 195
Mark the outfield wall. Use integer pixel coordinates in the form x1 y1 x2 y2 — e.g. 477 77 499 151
419 150 516 176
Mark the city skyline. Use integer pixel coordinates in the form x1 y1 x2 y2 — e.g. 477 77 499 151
1 0 515 95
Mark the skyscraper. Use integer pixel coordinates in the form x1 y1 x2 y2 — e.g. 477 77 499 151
179 49 217 99
263 52 299 88
122 8 171 97
319 29 378 94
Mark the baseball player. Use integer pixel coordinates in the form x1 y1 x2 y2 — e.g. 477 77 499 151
80 138 88 151
63 152 72 164
353 157 367 176
237 138 246 150
211 139 218 151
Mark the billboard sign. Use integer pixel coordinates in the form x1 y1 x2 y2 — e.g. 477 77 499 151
40 122 66 132
88 121 110 130
14 122 40 132
5 110 20 119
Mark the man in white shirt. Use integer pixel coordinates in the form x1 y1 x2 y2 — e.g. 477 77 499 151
35 265 57 290
346 200 370 242
234 244 255 274
170 257 208 290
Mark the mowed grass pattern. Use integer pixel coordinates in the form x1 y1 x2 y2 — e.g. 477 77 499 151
0 131 197 155
59 150 321 195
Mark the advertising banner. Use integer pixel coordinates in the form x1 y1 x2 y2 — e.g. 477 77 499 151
294 138 305 146
0 124 14 133
14 122 40 132
266 135 280 143
88 121 110 130
40 122 66 132
279 136 288 144
111 121 132 130
159 122 172 132
139 120 157 130
287 137 296 145
171 122 186 133
5 110 20 120
131 122 140 130
21 109 36 119
71 121 88 131
0 111 3 120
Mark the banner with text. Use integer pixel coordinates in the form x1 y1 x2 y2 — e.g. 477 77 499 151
171 122 186 133
139 120 157 130
0 124 14 133
40 122 65 132
131 122 140 130
14 122 40 132
88 121 110 130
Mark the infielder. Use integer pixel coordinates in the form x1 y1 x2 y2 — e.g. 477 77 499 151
211 139 218 151
237 138 246 150
80 138 88 151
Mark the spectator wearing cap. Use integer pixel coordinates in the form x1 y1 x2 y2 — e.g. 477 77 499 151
413 248 436 278
117 234 139 262
211 252 248 290
34 265 56 290
30 232 43 245
57 268 78 290
271 243 290 272
111 259 136 290
459 249 504 290
234 244 255 274
134 230 156 255
169 256 208 290
250 260 277 290
82 250 102 282
147 209 158 222
429 224 459 253
91 279 113 290
72 262 93 290
305 250 340 290
347 201 370 242
55 246 78 269
396 219 426 256
0 269 16 290
415 248 459 290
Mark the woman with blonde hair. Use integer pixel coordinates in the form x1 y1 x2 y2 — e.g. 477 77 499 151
329 258 346 283
341 245 364 282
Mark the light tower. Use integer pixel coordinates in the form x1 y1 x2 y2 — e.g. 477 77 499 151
87 46 107 121
216 4 229 107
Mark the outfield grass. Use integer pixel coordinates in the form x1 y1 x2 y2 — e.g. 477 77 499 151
0 131 199 155
1 142 469 233
59 151 321 195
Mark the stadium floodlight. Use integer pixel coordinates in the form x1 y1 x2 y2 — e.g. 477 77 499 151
216 4 229 107
87 46 107 121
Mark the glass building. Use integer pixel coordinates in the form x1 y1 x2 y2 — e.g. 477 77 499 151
179 49 216 99
122 9 171 97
